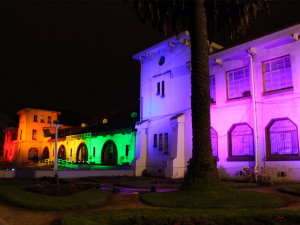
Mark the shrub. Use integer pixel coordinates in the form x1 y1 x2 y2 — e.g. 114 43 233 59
242 167 273 186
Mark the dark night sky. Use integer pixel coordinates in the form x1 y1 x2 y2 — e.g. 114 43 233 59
1 1 300 127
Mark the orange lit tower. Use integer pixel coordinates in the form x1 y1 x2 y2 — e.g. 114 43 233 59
16 108 61 164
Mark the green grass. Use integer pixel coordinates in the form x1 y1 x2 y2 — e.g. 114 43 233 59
61 208 300 225
0 185 111 211
279 185 300 197
140 179 283 209
80 176 182 189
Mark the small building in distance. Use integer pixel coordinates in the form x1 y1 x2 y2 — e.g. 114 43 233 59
3 107 139 166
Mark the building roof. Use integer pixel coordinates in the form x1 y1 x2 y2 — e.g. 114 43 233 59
16 108 61 115
208 23 300 66
50 106 140 139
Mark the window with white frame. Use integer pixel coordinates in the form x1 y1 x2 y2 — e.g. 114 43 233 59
210 76 216 103
211 127 218 157
266 118 298 156
263 55 292 92
229 123 254 157
227 67 250 99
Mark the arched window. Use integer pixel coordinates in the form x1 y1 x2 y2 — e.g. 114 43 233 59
228 123 254 161
266 118 299 158
211 127 218 158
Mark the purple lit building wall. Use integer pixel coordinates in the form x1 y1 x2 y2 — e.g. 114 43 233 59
132 24 300 182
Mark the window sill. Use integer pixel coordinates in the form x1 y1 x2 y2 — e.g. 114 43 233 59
263 87 294 97
226 96 251 103
161 95 165 98
266 156 300 161
227 156 254 161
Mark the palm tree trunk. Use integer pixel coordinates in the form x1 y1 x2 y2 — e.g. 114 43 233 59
186 0 219 182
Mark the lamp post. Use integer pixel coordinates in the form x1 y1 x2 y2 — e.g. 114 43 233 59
51 121 63 174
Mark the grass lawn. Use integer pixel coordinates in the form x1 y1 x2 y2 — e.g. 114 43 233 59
279 185 300 197
0 185 111 211
80 176 183 189
62 208 300 225
140 179 282 209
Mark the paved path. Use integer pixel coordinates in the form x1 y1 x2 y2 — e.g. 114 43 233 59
0 183 300 225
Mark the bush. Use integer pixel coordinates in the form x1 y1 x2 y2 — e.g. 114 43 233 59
243 167 273 186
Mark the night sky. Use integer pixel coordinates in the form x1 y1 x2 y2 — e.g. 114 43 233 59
1 1 300 128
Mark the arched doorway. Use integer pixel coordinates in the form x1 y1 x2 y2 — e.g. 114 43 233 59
42 147 49 159
77 143 88 163
101 140 118 165
58 145 66 160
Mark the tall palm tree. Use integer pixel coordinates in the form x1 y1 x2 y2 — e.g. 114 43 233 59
132 0 270 183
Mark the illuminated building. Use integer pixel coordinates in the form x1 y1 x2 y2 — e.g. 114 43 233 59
3 108 138 166
132 24 300 181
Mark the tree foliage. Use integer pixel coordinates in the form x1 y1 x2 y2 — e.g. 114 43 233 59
133 0 270 40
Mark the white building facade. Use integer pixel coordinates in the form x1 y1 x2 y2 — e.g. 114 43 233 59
132 24 300 182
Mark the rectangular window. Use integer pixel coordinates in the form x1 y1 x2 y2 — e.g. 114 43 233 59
159 134 163 150
93 147 95 157
32 129 37 140
34 115 37 122
6 133 9 143
164 133 168 154
157 82 160 95
20 130 22 140
263 55 292 92
154 134 157 147
70 149 72 157
48 116 51 123
126 145 129 157
41 115 44 122
227 67 250 99
210 76 216 103
162 81 165 96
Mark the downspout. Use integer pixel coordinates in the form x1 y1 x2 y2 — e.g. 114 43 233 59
139 58 144 122
248 52 259 180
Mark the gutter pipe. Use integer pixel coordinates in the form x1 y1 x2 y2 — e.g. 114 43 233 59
248 52 259 180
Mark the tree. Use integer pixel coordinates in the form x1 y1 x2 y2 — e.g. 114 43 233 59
131 0 270 183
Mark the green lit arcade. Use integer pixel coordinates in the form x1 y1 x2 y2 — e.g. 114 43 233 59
41 108 139 169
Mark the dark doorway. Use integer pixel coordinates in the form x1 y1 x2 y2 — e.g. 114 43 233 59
77 143 88 163
43 147 49 159
58 145 66 160
101 140 118 165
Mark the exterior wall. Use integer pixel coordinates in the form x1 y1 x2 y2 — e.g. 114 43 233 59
133 25 300 182
3 128 18 162
16 108 60 164
134 37 192 177
47 131 137 166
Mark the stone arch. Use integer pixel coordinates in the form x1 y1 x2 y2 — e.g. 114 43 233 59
101 140 118 165
58 145 66 160
77 143 88 163
43 147 49 159
28 148 38 160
